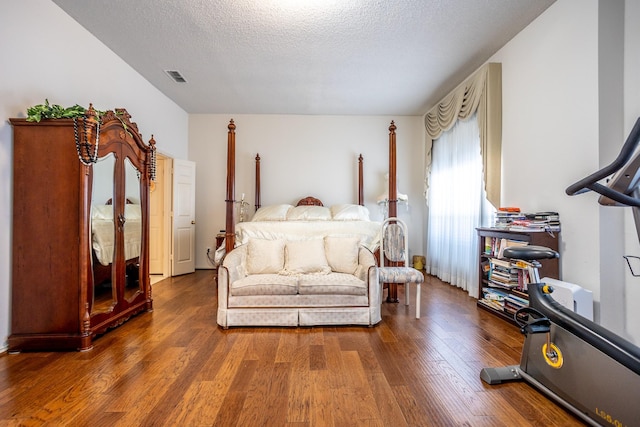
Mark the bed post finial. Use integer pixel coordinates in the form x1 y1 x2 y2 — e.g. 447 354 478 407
228 119 236 131
389 120 396 134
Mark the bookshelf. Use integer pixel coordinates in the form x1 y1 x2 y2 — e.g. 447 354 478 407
476 227 560 324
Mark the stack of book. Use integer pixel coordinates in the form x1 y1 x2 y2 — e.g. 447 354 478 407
494 209 561 232
480 287 509 311
488 258 519 289
480 287 529 315
512 259 535 292
483 236 528 259
493 207 526 228
487 258 536 292
503 292 528 315
529 212 560 232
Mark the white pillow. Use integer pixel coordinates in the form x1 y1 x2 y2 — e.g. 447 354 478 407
330 204 370 221
286 205 331 221
246 239 285 274
281 239 331 275
251 204 293 222
324 236 360 274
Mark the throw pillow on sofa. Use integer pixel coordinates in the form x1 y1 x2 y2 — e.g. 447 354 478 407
324 236 360 274
281 239 331 275
246 238 286 274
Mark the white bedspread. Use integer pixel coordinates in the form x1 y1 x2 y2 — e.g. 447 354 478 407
92 219 142 266
213 204 381 266
91 204 142 266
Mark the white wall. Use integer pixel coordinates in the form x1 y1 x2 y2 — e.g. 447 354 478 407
492 0 600 295
0 1 189 350
624 0 640 344
189 114 425 270
492 0 640 343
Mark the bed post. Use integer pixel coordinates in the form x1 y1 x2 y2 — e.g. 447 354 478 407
358 154 364 205
225 119 236 253
387 121 400 302
255 153 261 211
388 121 397 219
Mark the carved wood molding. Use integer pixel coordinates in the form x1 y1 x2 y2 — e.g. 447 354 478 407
296 196 324 206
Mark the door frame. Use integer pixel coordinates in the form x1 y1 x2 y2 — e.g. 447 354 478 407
162 156 173 277
149 153 173 279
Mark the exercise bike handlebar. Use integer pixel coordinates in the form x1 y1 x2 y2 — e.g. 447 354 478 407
565 116 640 207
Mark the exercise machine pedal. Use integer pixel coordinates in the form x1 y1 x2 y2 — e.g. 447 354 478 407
479 365 522 385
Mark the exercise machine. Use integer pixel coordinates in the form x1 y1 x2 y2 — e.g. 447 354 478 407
480 118 640 426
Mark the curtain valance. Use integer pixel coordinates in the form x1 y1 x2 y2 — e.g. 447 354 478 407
424 62 502 207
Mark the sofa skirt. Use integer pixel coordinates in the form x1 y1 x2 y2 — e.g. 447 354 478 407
218 306 379 328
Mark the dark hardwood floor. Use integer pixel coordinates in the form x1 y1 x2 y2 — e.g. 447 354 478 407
0 270 585 426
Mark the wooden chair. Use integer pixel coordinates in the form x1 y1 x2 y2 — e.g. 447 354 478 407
378 217 424 318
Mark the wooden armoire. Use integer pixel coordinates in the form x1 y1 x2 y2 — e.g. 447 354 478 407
9 109 154 352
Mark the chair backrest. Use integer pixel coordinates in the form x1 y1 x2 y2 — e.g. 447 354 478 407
380 217 409 264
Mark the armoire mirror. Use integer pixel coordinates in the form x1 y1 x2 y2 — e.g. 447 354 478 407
90 153 116 314
124 157 143 301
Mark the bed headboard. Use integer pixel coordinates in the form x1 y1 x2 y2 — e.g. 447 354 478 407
296 196 324 206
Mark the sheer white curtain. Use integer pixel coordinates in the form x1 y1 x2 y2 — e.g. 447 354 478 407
426 113 493 297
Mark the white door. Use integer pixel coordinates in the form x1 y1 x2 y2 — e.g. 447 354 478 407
172 159 196 276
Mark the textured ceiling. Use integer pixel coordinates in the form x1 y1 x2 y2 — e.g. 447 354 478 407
52 0 555 115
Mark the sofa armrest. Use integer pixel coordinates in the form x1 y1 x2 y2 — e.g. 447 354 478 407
217 245 248 327
222 244 247 283
367 264 382 324
218 245 247 304
218 265 229 310
357 246 376 281
357 246 382 324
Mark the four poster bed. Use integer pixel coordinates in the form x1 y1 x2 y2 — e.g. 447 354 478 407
216 120 403 328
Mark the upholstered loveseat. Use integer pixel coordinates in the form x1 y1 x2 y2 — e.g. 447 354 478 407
217 236 382 328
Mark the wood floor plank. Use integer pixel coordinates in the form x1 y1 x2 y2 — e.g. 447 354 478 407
165 379 221 426
309 370 335 427
309 344 327 371
168 332 252 425
391 383 442 427
321 334 349 390
367 335 406 387
0 271 586 426
212 389 246 427
330 386 361 426
258 361 291 426
340 351 381 423
287 347 312 424
366 372 408 426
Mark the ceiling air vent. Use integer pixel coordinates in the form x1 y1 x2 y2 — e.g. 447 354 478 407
165 70 187 83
